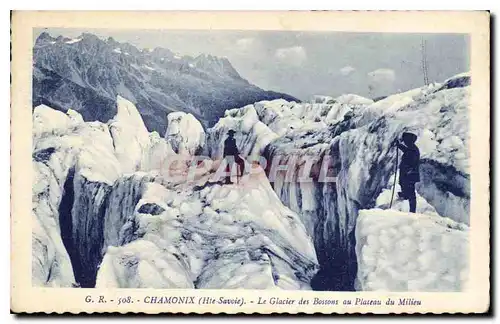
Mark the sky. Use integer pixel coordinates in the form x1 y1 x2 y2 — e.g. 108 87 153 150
37 28 470 100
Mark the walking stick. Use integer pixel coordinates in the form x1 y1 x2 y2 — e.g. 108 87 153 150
389 142 399 209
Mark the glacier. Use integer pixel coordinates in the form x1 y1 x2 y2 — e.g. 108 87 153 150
207 72 470 290
32 72 470 291
96 171 318 289
165 111 206 156
32 96 318 289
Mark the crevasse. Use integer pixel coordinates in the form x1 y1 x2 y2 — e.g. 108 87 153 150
32 73 470 290
207 73 471 290
32 96 318 289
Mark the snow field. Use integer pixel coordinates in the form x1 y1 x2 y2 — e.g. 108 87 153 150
355 209 469 291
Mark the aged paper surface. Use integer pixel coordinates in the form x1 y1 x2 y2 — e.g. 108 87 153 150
11 11 489 314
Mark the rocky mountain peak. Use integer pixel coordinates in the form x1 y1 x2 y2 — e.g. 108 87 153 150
32 32 299 134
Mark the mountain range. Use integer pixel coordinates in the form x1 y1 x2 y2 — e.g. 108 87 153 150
33 32 299 134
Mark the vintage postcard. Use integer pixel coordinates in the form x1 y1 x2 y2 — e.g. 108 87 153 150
11 11 490 314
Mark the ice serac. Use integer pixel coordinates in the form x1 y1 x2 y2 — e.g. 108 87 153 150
330 78 469 287
165 111 206 155
95 170 318 289
210 75 470 290
323 81 469 288
141 131 177 172
336 76 470 230
206 104 278 160
32 106 80 287
32 102 155 287
33 103 318 289
32 105 121 287
108 96 151 173
355 209 469 291
33 102 165 287
207 97 372 289
33 101 158 287
33 161 76 287
33 104 72 138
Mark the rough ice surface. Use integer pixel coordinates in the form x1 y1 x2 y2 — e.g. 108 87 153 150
206 104 279 160
95 170 318 289
333 82 470 282
165 111 206 155
33 105 73 138
32 72 470 292
375 174 440 216
341 83 471 225
108 96 151 173
209 73 470 290
332 94 374 106
439 72 471 90
141 131 177 172
32 162 76 287
32 106 120 287
32 97 159 287
355 209 469 291
33 100 318 289
206 95 378 288
205 95 373 161
356 173 470 291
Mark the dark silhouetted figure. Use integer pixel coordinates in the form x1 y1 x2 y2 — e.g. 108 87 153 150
223 129 245 184
394 132 420 213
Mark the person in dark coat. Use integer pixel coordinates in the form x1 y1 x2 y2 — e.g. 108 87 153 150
223 129 245 184
393 132 420 213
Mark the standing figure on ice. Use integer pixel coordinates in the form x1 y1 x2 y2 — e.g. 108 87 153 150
393 132 420 213
223 129 245 184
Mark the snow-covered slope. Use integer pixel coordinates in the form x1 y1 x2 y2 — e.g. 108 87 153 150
355 209 468 291
355 175 470 291
33 32 299 134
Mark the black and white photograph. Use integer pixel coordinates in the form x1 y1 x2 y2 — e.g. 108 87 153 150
10 10 490 314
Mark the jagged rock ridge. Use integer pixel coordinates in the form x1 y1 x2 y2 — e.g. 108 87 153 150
33 32 299 134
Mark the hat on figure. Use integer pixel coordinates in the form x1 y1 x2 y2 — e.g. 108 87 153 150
402 132 418 144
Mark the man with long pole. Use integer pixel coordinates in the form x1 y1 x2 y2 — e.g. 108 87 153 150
391 132 421 213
